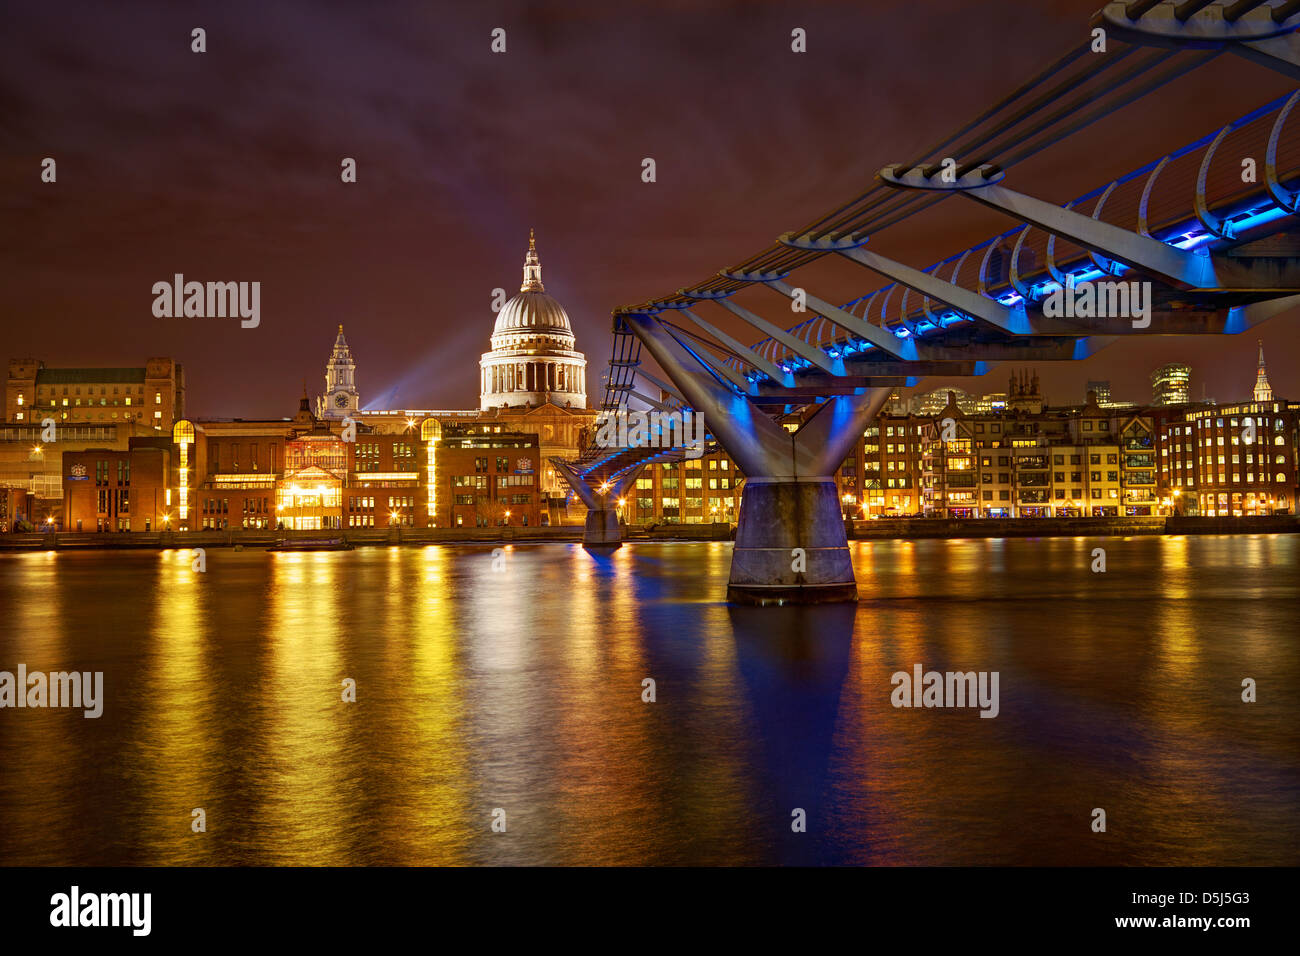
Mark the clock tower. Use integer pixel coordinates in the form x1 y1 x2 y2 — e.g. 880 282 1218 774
318 325 359 419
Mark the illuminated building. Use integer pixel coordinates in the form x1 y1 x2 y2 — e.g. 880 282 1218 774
328 232 598 509
629 450 740 525
435 424 542 528
5 357 184 429
1155 348 1297 516
479 230 587 411
0 421 132 528
910 390 1160 518
1151 363 1192 407
858 417 925 516
316 325 359 420
61 438 173 532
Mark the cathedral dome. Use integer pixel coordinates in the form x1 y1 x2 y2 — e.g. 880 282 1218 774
493 290 573 337
480 230 587 412
491 230 574 343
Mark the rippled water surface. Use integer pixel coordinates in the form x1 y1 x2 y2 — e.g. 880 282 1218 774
1 536 1296 865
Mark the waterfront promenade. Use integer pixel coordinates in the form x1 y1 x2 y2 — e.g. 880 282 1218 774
1 516 1295 551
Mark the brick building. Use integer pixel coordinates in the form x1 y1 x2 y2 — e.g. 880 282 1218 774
62 438 173 532
6 358 185 430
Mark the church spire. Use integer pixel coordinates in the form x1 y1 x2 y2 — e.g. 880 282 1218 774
1253 339 1273 402
521 228 544 293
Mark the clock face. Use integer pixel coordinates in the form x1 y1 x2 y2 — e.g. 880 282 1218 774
334 394 350 408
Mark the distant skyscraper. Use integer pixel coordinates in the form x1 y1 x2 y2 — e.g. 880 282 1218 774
1253 340 1273 402
1086 380 1112 406
1151 363 1191 406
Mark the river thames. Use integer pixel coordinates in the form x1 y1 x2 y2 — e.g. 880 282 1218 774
1 535 1296 866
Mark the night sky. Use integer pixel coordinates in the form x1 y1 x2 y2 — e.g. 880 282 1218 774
1 0 1295 418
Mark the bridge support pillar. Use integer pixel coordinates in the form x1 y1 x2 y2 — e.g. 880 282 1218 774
624 312 893 604
728 478 856 605
553 460 642 552
583 506 623 549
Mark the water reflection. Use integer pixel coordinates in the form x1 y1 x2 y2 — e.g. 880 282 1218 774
0 536 1296 865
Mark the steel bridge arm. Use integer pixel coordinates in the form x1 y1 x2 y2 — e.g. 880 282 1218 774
778 232 1032 334
622 312 795 477
879 163 1293 291
681 289 846 375
728 274 918 360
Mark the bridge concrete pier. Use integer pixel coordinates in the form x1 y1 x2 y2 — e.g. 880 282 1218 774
583 506 623 548
625 312 891 604
728 478 857 604
553 460 642 551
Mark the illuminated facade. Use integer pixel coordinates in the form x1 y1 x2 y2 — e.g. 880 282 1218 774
480 231 587 412
627 450 741 525
5 357 184 429
316 325 359 420
1161 402 1297 516
1151 363 1192 407
895 391 1163 518
61 439 173 532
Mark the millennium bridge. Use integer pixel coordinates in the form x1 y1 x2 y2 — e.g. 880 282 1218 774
557 0 1300 604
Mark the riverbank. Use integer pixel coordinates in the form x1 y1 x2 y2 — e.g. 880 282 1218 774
1 516 1296 550
847 515 1300 538
0 522 735 550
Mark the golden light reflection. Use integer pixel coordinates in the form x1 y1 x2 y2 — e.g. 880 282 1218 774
257 552 353 864
136 549 220 863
